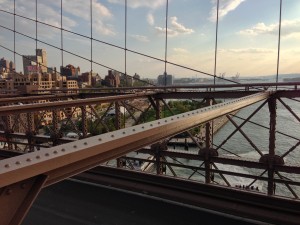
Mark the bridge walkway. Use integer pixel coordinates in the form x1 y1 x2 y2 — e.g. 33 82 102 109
23 179 263 225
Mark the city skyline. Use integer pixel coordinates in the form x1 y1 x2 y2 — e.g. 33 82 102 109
0 0 300 80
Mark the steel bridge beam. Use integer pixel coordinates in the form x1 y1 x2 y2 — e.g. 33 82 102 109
0 92 154 115
275 90 300 98
154 91 260 99
0 92 270 224
0 92 270 225
0 175 47 225
0 93 78 105
0 131 73 144
0 92 270 187
136 149 300 174
45 82 300 92
79 91 261 100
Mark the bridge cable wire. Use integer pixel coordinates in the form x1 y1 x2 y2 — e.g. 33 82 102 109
0 14 154 87
13 0 16 66
164 0 169 86
61 0 64 67
125 0 128 86
276 0 283 90
35 0 38 71
0 8 245 86
213 0 220 88
90 0 93 73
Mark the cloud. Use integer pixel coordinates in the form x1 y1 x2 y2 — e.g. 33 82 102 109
1 0 119 36
138 58 155 63
60 0 112 20
209 0 245 22
0 0 13 12
147 13 155 26
130 34 149 42
108 0 165 9
170 17 194 34
38 2 76 29
0 0 76 30
239 19 300 38
221 48 276 54
155 17 194 37
173 48 189 53
51 0 115 36
155 27 178 37
284 32 300 40
94 21 115 36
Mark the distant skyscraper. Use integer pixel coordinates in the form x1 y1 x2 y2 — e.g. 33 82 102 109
23 49 48 75
157 72 173 86
60 64 80 77
0 57 15 73
104 70 120 87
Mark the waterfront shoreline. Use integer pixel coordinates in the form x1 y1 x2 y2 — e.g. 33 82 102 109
168 111 238 149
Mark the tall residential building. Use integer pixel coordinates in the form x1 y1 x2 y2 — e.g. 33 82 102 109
0 57 15 73
104 70 120 87
157 72 173 86
60 64 80 77
23 49 48 75
120 73 133 87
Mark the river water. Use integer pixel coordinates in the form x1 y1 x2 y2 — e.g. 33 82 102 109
165 78 300 198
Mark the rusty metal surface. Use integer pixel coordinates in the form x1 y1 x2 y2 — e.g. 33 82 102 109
0 175 47 225
0 92 154 115
155 91 261 99
0 131 73 144
43 82 300 92
135 149 300 174
0 92 270 187
0 93 78 104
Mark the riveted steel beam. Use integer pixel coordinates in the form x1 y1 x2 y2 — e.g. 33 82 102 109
0 92 155 115
0 175 47 225
0 94 77 105
0 92 271 188
53 82 300 92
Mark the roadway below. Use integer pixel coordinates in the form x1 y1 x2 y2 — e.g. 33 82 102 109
22 179 266 225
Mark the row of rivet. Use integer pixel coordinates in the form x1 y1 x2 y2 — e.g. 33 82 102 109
92 114 188 141
2 94 261 169
3 147 68 169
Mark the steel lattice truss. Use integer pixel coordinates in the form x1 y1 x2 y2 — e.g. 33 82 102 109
0 85 300 225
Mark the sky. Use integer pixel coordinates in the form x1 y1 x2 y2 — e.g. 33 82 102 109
0 0 300 80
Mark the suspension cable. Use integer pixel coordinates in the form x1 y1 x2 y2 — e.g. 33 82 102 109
164 0 169 86
213 0 220 88
276 0 283 89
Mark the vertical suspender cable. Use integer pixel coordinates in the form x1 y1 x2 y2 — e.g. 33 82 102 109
13 0 16 68
276 0 282 89
35 0 38 70
164 0 169 86
61 0 64 69
90 0 93 73
213 0 220 89
125 0 127 86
